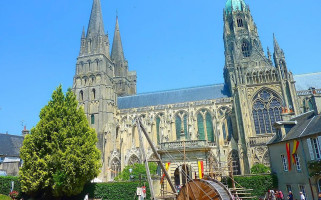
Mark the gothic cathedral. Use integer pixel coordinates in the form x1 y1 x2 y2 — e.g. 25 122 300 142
72 0 319 181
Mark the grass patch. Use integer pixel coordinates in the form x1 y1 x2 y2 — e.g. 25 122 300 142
0 194 11 200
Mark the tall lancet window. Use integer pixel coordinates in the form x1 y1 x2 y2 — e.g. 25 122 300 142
175 112 188 140
156 115 162 144
111 158 121 180
252 90 282 134
197 110 214 142
242 40 251 57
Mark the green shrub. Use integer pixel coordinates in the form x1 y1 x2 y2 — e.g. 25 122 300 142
80 181 151 200
250 163 271 174
0 176 21 196
0 194 11 200
228 174 278 199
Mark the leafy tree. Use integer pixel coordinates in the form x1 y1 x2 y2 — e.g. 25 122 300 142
19 86 101 199
250 163 271 174
308 160 321 177
114 163 158 181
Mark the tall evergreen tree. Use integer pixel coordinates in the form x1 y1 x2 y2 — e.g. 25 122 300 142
19 85 101 198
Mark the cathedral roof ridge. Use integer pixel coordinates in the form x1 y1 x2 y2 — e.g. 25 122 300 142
119 83 226 98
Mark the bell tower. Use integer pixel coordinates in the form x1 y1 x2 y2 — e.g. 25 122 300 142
222 0 298 173
72 0 117 180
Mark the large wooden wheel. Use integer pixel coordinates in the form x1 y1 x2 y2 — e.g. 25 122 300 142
176 179 233 200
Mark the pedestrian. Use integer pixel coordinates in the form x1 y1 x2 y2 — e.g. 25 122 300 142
299 192 305 200
279 190 284 200
318 192 321 200
275 190 280 200
84 193 89 200
287 191 293 200
270 190 276 200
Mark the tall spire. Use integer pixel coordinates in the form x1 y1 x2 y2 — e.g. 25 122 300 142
111 16 125 62
87 0 105 38
81 26 86 38
273 33 281 53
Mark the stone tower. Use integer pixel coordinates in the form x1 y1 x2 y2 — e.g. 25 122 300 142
223 0 298 173
111 17 137 96
72 0 118 179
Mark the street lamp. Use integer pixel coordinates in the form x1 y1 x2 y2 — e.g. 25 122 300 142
129 168 134 181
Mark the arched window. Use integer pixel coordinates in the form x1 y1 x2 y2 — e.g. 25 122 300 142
111 158 121 180
237 18 243 27
175 112 188 140
128 155 140 165
156 115 161 144
92 88 96 100
80 90 84 101
279 60 287 78
197 110 214 142
252 90 282 134
222 115 233 141
242 40 251 57
91 114 95 125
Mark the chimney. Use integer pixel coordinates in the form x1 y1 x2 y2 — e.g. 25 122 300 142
22 126 30 137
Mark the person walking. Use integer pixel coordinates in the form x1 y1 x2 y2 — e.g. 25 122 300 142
279 190 284 200
318 192 321 200
287 191 293 200
299 192 305 200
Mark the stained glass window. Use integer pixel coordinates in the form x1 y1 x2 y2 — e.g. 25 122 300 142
252 90 282 134
156 116 161 144
197 113 205 140
176 113 188 140
206 113 214 142
197 110 214 142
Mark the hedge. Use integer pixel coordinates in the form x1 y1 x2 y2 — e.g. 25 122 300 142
0 176 149 200
228 174 278 199
0 176 20 197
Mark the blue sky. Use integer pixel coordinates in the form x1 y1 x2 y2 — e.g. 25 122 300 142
0 0 320 135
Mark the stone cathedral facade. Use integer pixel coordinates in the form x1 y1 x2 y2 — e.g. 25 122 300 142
72 0 321 182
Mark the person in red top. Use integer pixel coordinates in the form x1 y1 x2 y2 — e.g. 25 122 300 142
279 190 284 200
275 190 280 200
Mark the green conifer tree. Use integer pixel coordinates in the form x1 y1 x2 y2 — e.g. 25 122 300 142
19 85 101 198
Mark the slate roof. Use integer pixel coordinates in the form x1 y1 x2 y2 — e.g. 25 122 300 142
268 111 321 145
117 72 321 110
118 84 231 109
293 72 321 91
0 133 24 157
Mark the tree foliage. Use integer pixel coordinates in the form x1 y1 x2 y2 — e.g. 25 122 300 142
308 160 321 177
250 163 271 174
19 85 101 198
114 163 158 181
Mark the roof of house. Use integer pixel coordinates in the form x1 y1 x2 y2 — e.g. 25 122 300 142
117 72 321 110
268 111 321 145
0 133 24 157
118 84 230 109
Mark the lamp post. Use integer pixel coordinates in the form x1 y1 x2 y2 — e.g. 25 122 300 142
129 168 134 181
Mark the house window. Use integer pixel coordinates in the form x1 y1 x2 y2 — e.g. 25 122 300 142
237 18 243 27
312 137 321 159
286 185 292 193
252 90 282 134
241 40 251 57
299 185 307 199
91 114 95 125
293 154 301 171
281 155 288 171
